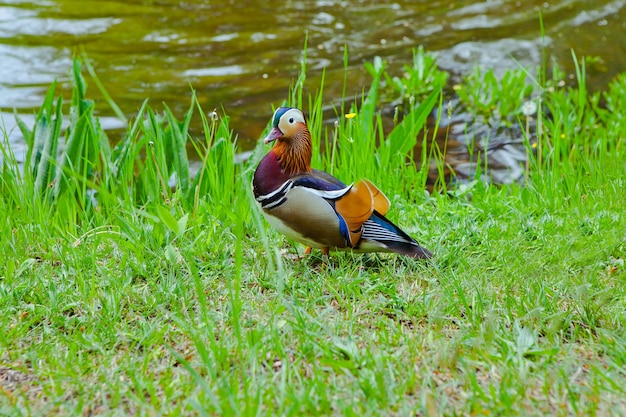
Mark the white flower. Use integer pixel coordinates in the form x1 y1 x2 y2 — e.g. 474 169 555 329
522 100 537 117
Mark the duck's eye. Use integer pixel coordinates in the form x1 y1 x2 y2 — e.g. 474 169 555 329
289 117 294 123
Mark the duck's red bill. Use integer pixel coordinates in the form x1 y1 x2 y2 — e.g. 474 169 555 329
263 127 283 144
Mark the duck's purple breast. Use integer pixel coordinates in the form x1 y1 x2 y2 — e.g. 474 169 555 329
253 150 291 197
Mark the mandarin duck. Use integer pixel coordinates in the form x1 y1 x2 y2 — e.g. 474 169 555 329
252 107 432 259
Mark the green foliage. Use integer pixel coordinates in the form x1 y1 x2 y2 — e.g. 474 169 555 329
602 72 626 153
8 59 239 223
12 60 108 210
525 51 624 198
302 53 444 198
26 82 63 197
384 46 449 106
457 66 534 127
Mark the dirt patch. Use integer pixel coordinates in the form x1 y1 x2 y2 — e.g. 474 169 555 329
0 365 41 401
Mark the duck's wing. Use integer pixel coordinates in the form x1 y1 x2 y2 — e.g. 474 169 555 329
291 173 379 247
361 179 390 215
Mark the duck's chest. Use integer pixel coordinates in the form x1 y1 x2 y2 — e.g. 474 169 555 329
252 151 290 198
252 150 348 249
259 186 345 249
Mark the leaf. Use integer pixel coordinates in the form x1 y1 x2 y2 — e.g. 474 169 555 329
164 243 180 263
156 204 180 235
54 60 99 202
163 103 190 195
177 214 189 239
13 112 32 148
516 325 536 356
54 107 95 199
361 57 387 138
112 99 149 180
29 81 58 176
34 96 63 195
71 58 87 121
386 86 441 155
82 52 127 124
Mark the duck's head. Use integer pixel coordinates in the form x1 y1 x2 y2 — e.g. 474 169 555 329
262 107 312 175
263 107 309 145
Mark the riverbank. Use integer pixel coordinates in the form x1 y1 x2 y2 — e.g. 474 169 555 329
1 52 625 415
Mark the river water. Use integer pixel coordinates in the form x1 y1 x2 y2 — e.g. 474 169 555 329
1 0 625 181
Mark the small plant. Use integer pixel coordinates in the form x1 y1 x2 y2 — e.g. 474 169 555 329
456 66 534 127
383 46 449 108
14 60 106 209
308 53 443 198
9 58 239 224
534 52 610 174
601 72 626 155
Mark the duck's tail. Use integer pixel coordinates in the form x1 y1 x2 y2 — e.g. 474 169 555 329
360 212 432 259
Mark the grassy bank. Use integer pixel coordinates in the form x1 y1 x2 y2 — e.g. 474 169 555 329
1 48 625 416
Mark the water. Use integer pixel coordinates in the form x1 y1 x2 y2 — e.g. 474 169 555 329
1 0 625 181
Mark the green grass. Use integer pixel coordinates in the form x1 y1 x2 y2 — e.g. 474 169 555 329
0 47 625 416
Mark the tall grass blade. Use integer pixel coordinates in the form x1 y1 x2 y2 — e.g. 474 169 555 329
81 51 128 124
52 60 103 207
163 102 191 197
33 96 63 196
386 87 441 156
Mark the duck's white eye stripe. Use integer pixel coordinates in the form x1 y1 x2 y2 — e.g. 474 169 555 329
281 108 304 125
